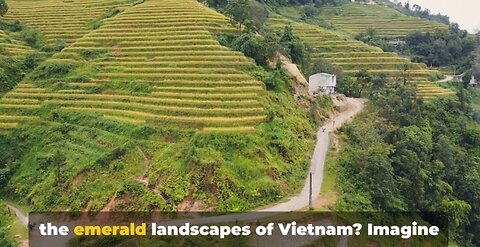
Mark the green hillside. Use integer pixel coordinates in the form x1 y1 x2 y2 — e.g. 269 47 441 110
268 15 454 99
0 0 315 212
320 2 448 38
1 0 266 130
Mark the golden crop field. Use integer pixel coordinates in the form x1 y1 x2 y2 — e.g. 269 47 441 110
269 15 454 99
322 3 448 38
0 0 266 130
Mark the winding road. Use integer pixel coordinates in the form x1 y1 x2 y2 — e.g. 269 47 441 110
261 97 366 211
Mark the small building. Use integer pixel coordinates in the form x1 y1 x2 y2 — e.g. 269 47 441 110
351 0 376 4
469 76 478 88
387 39 406 46
309 73 337 96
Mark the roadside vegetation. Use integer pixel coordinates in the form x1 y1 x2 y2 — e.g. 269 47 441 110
0 201 15 247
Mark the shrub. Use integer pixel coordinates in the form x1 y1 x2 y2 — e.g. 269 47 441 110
264 69 288 91
302 4 318 18
68 64 98 82
0 56 25 94
0 0 8 17
20 27 45 49
41 39 66 53
30 60 80 80
131 125 156 139
79 48 108 60
24 52 47 70
0 20 23 32
128 81 151 95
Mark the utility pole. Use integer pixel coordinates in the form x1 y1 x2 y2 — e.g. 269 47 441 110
309 172 312 209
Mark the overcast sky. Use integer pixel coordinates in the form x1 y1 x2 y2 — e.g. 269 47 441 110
393 0 480 33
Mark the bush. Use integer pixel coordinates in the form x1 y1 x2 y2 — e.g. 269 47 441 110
0 56 25 94
0 20 23 32
30 60 80 80
41 39 65 53
131 126 156 139
79 48 108 60
264 69 288 91
302 4 318 17
20 27 45 49
355 29 396 52
128 81 151 95
68 64 98 82
280 25 309 66
24 52 47 70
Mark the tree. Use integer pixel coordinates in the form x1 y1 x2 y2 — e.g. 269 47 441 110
355 68 372 97
0 0 7 16
302 4 318 18
226 0 250 33
412 4 421 12
249 0 269 31
371 73 387 93
280 25 308 66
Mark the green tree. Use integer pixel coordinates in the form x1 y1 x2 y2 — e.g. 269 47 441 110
0 0 8 16
355 68 372 97
226 0 250 33
280 25 308 66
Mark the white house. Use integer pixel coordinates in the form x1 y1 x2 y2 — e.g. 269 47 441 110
309 73 337 96
351 0 376 4
470 76 478 88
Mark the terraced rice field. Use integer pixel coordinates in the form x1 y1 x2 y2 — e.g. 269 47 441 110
0 0 266 130
269 16 454 99
322 3 448 38
0 30 32 56
2 0 136 44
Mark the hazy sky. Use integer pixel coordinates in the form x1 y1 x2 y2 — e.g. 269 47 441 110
394 0 480 33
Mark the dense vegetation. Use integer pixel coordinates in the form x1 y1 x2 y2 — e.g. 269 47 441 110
217 25 309 68
335 84 480 246
381 0 450 25
0 201 14 247
405 24 478 70
354 24 479 74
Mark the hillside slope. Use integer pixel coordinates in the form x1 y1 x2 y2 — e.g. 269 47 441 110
0 0 315 212
320 2 448 38
1 0 267 130
2 0 137 44
269 15 454 99
0 30 31 57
